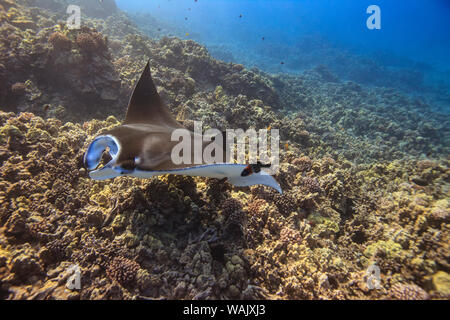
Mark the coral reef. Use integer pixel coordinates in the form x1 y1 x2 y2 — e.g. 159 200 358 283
48 32 71 51
0 0 448 301
106 257 140 287
389 283 430 300
75 30 108 57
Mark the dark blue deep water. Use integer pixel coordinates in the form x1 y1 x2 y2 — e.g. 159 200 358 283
116 0 450 111
117 0 450 64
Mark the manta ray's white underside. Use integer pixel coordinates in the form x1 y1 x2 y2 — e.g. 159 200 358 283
85 134 282 194
89 163 282 194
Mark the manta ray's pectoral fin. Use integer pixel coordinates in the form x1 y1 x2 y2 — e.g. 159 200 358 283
228 171 283 194
131 164 283 194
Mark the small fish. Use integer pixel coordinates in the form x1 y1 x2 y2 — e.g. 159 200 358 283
284 143 289 150
185 17 188 21
188 8 191 11
241 165 253 177
157 28 162 32
262 37 265 41
239 14 243 18
241 162 272 177
43 104 50 112
267 125 271 131
280 62 285 65
185 32 189 37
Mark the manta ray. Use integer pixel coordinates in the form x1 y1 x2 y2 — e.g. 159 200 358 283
84 62 282 194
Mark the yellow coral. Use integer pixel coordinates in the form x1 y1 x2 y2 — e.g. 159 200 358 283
432 271 450 296
364 240 407 261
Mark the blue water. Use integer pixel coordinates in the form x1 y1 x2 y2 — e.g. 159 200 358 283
116 0 449 66
116 0 450 111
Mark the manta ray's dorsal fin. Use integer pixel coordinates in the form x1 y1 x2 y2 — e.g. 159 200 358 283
124 61 181 128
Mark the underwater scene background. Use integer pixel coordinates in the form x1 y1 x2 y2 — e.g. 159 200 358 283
0 0 448 300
